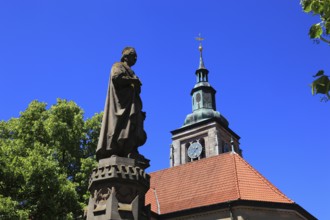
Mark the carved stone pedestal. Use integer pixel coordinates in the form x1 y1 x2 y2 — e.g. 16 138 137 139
86 156 150 220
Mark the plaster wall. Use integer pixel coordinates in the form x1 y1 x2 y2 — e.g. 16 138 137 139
159 206 308 220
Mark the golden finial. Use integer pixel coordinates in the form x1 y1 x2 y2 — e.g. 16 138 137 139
195 33 204 52
195 33 205 69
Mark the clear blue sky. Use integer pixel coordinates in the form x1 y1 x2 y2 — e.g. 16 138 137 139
0 1 329 219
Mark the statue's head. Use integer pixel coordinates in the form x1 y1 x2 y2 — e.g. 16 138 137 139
121 47 137 67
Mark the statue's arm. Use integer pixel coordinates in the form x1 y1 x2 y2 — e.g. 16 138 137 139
112 64 141 87
114 75 141 86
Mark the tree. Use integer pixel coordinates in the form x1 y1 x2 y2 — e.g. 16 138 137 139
301 0 330 100
0 99 101 219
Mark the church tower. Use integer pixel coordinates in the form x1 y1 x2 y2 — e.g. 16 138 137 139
170 38 242 167
146 39 316 220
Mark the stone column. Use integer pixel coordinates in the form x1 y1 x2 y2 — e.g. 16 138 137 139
86 156 150 220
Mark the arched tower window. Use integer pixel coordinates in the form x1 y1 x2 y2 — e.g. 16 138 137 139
224 143 229 153
185 143 190 163
199 138 206 159
219 141 225 154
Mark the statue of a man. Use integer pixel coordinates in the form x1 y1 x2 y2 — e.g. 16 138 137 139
96 47 147 161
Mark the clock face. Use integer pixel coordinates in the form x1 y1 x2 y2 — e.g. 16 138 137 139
187 142 203 159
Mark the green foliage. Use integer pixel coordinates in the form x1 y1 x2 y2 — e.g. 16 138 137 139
311 70 330 100
301 0 330 44
301 1 330 100
0 99 100 219
0 195 29 219
301 0 330 40
309 23 323 38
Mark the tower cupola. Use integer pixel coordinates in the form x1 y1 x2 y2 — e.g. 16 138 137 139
184 36 228 127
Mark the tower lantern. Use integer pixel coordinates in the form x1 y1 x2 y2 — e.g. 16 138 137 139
170 36 242 167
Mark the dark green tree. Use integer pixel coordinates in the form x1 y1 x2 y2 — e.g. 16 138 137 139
0 99 101 219
301 0 330 100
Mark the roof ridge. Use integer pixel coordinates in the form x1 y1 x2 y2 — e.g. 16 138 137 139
231 153 242 199
233 154 293 203
149 154 232 174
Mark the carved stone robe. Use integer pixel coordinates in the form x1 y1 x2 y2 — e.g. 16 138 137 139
96 62 146 160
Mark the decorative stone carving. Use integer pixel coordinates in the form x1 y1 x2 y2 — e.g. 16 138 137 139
86 157 150 220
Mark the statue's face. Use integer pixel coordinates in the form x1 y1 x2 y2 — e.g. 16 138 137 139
126 52 137 67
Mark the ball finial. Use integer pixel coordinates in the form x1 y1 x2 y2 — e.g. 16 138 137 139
195 33 204 50
195 33 205 69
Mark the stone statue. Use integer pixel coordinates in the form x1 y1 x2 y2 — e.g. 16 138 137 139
96 47 147 161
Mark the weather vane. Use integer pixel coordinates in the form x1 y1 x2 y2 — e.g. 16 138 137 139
195 33 204 52
195 33 205 69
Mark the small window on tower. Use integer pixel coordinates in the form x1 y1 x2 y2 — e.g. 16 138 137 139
185 143 190 163
199 138 205 159
220 141 225 153
196 93 201 103
224 143 229 153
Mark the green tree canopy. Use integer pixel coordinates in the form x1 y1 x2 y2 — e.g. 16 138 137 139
0 99 101 219
301 0 330 100
301 0 330 43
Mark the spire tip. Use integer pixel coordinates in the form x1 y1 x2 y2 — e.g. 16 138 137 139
195 33 205 69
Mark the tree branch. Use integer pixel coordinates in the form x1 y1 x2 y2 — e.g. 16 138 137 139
320 36 330 44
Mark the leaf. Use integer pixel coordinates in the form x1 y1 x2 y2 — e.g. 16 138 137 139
313 70 325 77
311 1 324 14
325 21 330 34
309 23 323 38
302 0 314 13
327 83 330 99
324 1 330 18
311 75 330 95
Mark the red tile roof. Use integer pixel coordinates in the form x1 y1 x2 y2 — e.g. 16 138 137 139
145 152 293 215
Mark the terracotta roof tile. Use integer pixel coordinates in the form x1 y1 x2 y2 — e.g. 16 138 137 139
145 153 293 214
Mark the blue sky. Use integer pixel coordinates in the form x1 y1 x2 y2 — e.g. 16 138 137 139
0 1 329 219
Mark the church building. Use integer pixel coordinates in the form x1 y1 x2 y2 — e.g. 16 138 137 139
145 42 316 220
